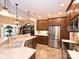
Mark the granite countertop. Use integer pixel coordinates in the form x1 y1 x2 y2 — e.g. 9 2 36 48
35 35 48 36
0 37 8 44
11 35 36 47
36 31 48 36
0 34 36 48
67 50 79 59
62 39 75 43
0 47 35 59
0 34 36 59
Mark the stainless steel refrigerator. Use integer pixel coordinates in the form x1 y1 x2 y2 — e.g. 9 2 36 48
48 25 60 48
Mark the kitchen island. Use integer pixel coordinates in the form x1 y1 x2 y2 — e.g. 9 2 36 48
0 34 36 48
0 34 36 59
0 47 35 59
67 50 79 59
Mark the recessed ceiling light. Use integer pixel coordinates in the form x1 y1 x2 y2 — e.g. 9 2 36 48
75 9 79 12
60 3 65 7
59 12 62 15
66 10 74 14
73 0 79 4
47 14 51 17
67 11 70 14
70 10 74 13
38 16 41 18
47 14 50 16
57 18 61 20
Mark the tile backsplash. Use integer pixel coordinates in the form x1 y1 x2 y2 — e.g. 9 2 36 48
70 32 79 41
37 31 48 36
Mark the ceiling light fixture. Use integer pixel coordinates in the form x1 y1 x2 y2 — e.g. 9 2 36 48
70 10 74 13
73 0 79 3
57 18 61 20
67 10 70 14
60 3 65 7
15 3 19 25
47 14 51 18
27 11 30 26
75 9 79 12
47 14 50 16
66 10 74 14
38 16 42 18
59 12 62 15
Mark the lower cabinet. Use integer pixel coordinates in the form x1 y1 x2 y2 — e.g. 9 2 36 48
24 36 48 49
32 36 48 49
24 40 33 48
29 53 35 59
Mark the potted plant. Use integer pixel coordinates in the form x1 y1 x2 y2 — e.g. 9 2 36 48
6 29 13 36
5 25 13 37
5 25 13 43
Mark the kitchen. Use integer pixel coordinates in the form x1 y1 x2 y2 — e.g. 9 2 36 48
0 0 79 59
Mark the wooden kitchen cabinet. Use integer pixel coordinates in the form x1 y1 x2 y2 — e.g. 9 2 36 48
48 18 69 39
37 20 48 30
32 36 48 49
30 53 35 59
36 36 48 45
24 40 33 48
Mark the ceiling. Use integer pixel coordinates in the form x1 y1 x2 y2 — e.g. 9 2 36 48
0 0 71 20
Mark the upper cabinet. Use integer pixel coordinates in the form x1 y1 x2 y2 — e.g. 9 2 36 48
68 15 79 32
37 20 48 30
37 17 69 39
68 3 79 20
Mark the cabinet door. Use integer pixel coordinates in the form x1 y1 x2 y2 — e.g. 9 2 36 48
37 20 48 30
42 20 48 30
68 17 79 32
37 20 43 30
24 40 32 48
40 36 48 45
36 36 48 45
32 38 37 49
73 18 79 31
32 36 48 49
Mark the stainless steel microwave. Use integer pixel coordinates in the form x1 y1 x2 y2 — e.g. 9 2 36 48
67 15 79 32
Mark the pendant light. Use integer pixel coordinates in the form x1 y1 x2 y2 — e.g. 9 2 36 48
15 3 19 25
27 11 30 26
